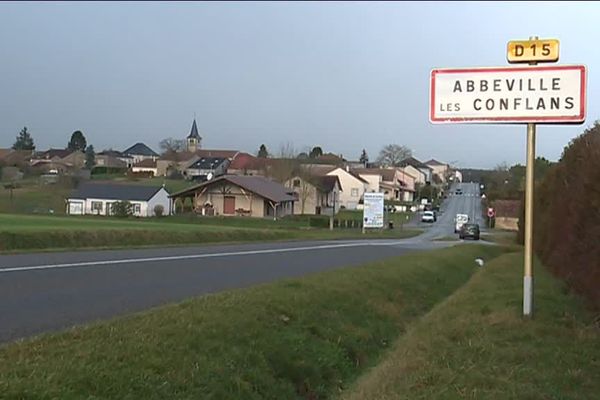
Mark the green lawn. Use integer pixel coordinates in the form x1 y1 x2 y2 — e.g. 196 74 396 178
0 213 422 251
0 177 195 215
342 252 600 400
0 245 508 399
0 184 70 214
336 209 414 227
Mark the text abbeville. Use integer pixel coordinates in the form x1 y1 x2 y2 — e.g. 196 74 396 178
441 77 575 112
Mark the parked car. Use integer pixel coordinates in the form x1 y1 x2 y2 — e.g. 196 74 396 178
459 223 480 240
421 211 436 223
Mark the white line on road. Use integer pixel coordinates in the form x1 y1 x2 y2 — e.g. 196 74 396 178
0 241 404 274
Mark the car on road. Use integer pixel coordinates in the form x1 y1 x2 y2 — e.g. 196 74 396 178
459 223 480 240
454 213 469 233
421 211 436 223
455 188 463 195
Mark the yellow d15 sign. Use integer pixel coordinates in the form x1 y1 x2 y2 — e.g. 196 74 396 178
507 39 559 63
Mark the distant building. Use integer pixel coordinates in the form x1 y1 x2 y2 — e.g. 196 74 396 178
66 182 171 217
186 119 202 152
183 156 229 181
123 143 159 164
170 175 296 219
131 159 158 176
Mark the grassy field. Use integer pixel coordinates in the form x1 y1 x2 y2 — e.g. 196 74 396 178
0 213 421 252
342 252 600 400
337 209 413 227
0 245 508 399
0 177 194 215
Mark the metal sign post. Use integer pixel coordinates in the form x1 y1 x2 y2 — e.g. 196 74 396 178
523 121 536 316
523 35 538 318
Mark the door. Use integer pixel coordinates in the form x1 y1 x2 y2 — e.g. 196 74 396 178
223 196 236 215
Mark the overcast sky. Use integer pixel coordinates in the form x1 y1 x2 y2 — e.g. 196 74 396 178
1 1 598 169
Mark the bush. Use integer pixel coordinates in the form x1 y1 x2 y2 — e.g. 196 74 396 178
154 204 165 217
520 121 600 308
308 216 330 228
111 201 133 218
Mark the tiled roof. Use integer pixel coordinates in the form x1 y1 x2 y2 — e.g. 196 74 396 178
425 159 447 166
187 157 228 170
69 183 167 201
37 148 73 159
123 143 159 157
399 157 432 170
194 149 240 159
171 175 295 203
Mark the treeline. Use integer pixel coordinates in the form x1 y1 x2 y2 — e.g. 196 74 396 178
519 122 600 308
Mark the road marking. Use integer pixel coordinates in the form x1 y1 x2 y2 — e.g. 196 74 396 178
0 241 402 274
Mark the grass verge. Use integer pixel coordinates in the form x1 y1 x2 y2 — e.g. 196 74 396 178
0 214 421 252
0 245 508 399
341 251 600 400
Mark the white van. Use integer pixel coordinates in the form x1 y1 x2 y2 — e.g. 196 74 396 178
455 214 469 233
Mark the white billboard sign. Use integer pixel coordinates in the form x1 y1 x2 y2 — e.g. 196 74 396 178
363 192 384 228
430 65 586 124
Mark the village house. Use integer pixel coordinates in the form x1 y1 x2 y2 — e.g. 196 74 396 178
425 159 450 184
302 164 367 210
95 152 129 171
123 143 159 165
226 153 270 176
66 182 171 217
285 174 341 215
0 149 34 169
30 148 85 174
352 168 415 202
131 159 158 176
170 175 296 219
183 156 229 181
399 157 433 184
96 150 133 168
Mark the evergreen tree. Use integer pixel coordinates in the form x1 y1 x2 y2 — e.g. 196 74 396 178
85 145 96 169
67 130 87 151
12 127 35 150
309 146 323 159
257 144 269 158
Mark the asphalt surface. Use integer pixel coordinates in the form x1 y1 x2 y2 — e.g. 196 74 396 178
0 182 484 343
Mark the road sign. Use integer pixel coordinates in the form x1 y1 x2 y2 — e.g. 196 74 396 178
363 192 384 228
507 39 559 63
429 65 586 124
487 208 495 218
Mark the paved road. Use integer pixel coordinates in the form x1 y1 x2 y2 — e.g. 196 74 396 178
0 182 484 343
413 181 485 238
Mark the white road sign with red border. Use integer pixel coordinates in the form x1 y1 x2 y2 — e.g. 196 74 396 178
430 65 586 124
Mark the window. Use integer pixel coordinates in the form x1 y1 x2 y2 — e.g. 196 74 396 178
351 188 359 197
133 204 141 214
293 179 301 188
91 201 103 213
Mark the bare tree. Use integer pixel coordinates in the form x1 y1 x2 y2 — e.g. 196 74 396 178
268 142 300 183
159 137 186 154
376 144 412 167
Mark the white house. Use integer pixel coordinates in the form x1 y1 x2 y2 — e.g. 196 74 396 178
303 165 367 210
122 143 160 165
131 159 158 176
66 183 171 217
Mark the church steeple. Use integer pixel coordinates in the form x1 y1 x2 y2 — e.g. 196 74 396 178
187 119 202 152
